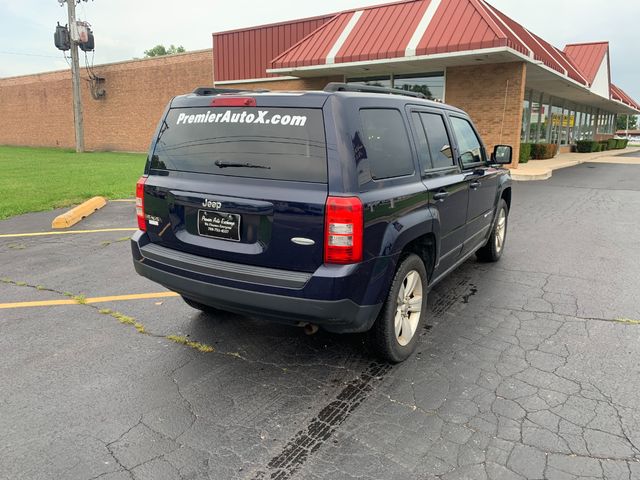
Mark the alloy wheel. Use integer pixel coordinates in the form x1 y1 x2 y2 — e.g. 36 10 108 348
394 270 423 346
495 208 507 253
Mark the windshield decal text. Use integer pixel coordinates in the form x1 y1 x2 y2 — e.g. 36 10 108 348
176 110 308 127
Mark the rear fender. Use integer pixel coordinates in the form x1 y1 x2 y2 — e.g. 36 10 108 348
362 208 440 306
489 175 512 230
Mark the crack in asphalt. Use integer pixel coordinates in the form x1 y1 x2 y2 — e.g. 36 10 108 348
4 194 640 480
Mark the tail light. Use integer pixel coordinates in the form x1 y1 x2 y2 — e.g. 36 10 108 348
136 176 147 231
211 97 256 107
324 196 363 264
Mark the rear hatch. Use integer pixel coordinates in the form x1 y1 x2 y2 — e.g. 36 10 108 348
143 97 328 273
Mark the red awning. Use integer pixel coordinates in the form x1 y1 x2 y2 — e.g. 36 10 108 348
270 0 590 88
611 84 640 110
211 0 639 112
564 42 609 85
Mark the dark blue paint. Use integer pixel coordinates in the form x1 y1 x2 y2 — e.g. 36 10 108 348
133 89 512 331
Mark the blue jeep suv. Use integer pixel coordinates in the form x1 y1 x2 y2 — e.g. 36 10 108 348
131 83 512 362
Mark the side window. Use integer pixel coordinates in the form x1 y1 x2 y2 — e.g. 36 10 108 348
419 112 455 169
360 109 414 180
410 112 432 172
449 116 485 167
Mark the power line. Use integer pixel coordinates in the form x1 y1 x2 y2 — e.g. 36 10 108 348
0 50 61 59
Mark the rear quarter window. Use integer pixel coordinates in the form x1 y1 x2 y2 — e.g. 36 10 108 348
359 109 414 180
150 107 327 183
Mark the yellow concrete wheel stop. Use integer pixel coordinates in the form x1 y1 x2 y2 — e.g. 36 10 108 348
52 196 107 229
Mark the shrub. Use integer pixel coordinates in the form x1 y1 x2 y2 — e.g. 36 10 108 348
530 143 543 159
530 143 558 159
576 140 593 153
599 141 609 151
519 143 532 163
616 138 628 149
546 143 559 158
576 140 604 153
608 138 617 150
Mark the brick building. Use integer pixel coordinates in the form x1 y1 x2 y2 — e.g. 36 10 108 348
0 49 214 152
0 0 638 160
213 0 640 165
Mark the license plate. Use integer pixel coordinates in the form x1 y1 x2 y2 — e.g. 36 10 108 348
197 209 241 241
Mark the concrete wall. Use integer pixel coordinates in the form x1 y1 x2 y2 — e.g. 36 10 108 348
445 62 527 167
0 49 213 152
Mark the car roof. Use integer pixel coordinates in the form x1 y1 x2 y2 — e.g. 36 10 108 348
170 88 465 114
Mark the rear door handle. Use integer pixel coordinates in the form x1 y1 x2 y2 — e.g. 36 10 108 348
433 191 449 201
470 180 481 190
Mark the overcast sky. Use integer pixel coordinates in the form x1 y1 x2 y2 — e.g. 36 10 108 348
0 0 638 101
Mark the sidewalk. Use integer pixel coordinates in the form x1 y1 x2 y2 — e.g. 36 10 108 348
511 146 640 181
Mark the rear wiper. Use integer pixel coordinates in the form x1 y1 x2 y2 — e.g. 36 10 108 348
156 119 170 142
214 160 270 169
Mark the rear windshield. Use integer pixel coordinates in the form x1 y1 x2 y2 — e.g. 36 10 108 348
150 107 327 182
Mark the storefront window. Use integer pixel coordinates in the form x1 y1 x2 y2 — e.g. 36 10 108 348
568 108 574 144
347 75 391 88
538 94 551 143
549 103 563 145
582 111 591 140
561 105 576 145
573 110 581 143
394 73 444 101
607 113 615 134
586 111 595 139
521 91 531 141
529 92 543 143
347 73 444 101
597 112 603 134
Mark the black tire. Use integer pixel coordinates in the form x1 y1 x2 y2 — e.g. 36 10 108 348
368 254 428 363
181 296 226 316
476 198 508 262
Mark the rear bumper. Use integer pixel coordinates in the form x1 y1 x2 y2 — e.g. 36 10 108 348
130 232 384 333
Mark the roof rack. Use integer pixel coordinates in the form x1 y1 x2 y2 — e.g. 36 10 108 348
324 82 427 99
192 87 271 96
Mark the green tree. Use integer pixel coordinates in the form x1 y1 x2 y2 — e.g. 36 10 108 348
143 44 186 57
616 114 638 131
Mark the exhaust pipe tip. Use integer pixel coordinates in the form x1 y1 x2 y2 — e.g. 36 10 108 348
303 323 319 335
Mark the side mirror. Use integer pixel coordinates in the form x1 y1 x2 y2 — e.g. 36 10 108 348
491 145 512 164
440 144 452 159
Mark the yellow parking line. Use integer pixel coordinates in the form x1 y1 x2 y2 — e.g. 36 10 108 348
0 299 77 308
85 292 180 304
0 228 137 239
0 292 180 309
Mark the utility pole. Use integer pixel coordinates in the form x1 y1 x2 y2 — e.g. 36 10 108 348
64 0 85 153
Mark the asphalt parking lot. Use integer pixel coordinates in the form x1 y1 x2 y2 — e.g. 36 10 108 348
2 163 640 480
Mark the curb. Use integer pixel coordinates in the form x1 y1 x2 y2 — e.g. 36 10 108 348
511 147 640 182
52 196 107 229
510 170 552 181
